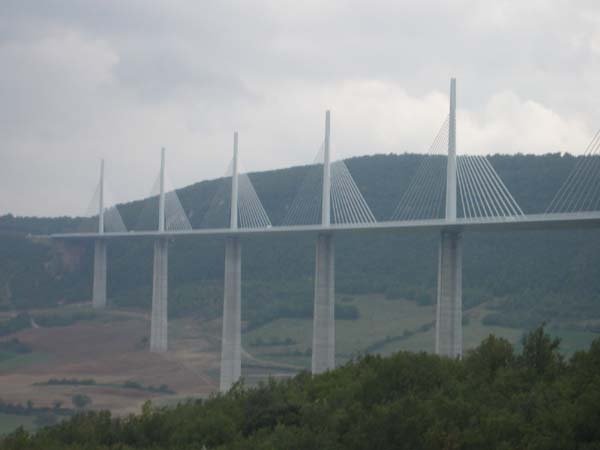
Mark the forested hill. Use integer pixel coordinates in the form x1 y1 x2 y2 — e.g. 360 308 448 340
1 152 600 331
3 327 600 449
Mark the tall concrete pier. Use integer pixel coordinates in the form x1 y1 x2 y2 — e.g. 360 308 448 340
220 132 243 392
436 231 462 357
312 232 335 373
150 238 168 352
92 240 107 308
435 78 463 358
150 148 169 353
220 236 242 391
92 159 107 309
312 111 336 374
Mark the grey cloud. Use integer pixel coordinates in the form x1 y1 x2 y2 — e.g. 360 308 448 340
1 1 600 216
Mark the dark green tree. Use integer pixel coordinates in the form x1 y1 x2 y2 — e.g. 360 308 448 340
71 394 91 410
520 324 563 375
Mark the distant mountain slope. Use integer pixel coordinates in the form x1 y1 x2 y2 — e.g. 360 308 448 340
1 152 599 332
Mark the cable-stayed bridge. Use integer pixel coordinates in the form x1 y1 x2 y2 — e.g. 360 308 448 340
51 79 600 391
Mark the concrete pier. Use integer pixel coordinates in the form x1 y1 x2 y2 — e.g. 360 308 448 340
150 148 168 353
92 239 107 309
220 133 242 392
311 111 335 375
435 78 463 358
92 159 107 309
435 231 462 357
311 233 335 374
150 238 168 352
220 236 242 391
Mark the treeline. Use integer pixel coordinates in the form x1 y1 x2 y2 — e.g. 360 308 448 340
0 400 74 430
121 381 174 395
3 326 600 449
42 378 96 386
1 153 600 331
0 234 92 310
0 401 71 418
37 379 175 395
0 338 32 359
0 315 30 337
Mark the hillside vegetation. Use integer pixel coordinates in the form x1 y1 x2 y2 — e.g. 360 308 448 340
2 326 600 449
1 153 600 332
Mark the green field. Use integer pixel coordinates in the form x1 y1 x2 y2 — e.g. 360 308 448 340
0 413 36 436
244 295 439 369
0 352 50 372
243 294 600 370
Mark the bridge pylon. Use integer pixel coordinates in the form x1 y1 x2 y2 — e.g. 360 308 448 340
92 159 107 309
220 132 242 392
312 110 336 374
150 148 169 353
435 78 463 358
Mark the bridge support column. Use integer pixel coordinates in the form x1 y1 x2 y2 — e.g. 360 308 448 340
435 230 462 358
220 236 242 392
150 238 168 353
312 233 335 374
92 239 107 309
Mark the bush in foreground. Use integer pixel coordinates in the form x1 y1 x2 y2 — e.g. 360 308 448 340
2 326 600 450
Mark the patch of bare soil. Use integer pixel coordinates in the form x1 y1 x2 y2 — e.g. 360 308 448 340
0 312 222 416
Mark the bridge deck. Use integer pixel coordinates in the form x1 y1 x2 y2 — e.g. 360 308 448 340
50 212 600 240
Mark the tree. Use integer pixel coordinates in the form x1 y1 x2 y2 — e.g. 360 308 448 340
465 334 515 379
4 332 600 449
71 394 91 410
520 324 562 375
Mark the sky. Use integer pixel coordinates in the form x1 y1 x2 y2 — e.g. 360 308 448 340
2 0 600 216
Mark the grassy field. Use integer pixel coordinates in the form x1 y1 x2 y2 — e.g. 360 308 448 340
550 329 600 354
244 295 438 369
0 352 51 372
0 296 598 436
243 294 600 370
0 413 35 436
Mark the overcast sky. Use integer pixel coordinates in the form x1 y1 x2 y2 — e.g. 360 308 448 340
2 0 600 216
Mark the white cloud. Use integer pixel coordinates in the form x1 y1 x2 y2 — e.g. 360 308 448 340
460 91 591 155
